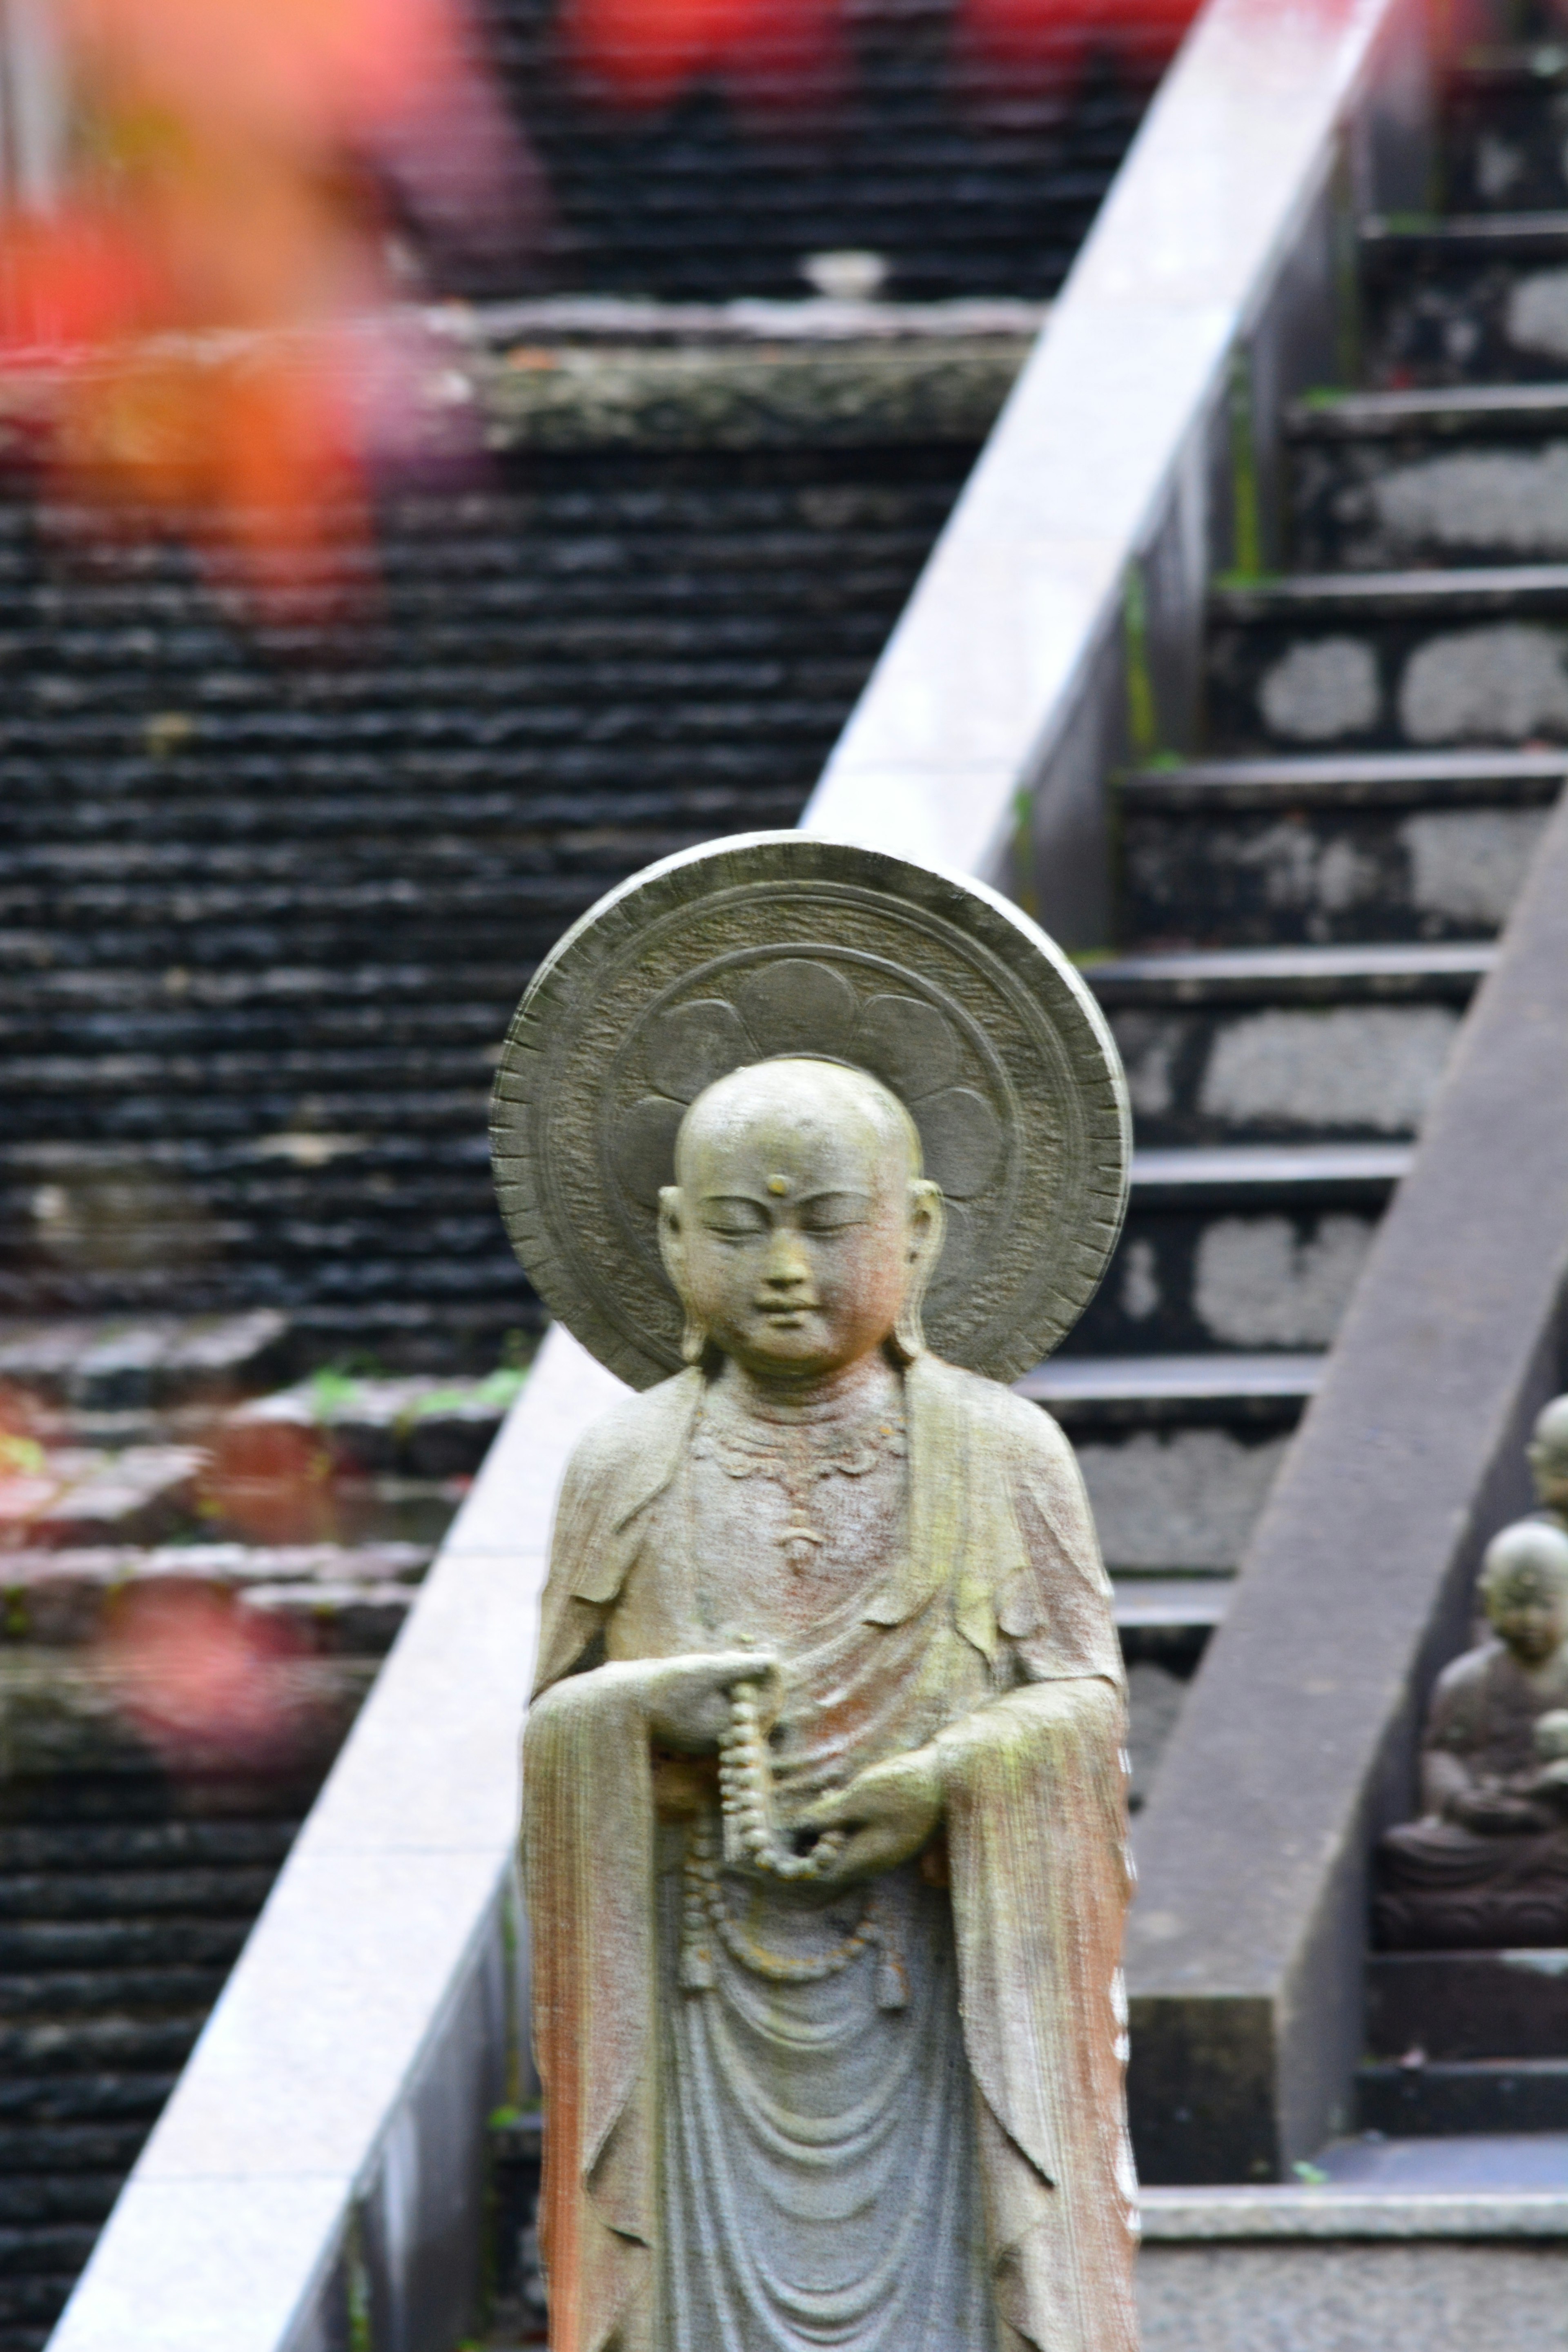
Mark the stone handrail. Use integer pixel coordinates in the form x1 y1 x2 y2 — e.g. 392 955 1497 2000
1127 789 1568 2180
49 0 1430 2342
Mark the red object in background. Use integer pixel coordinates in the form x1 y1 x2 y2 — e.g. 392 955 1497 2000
562 0 1205 113
96 1581 325 1775
562 0 845 115
204 1414 341 1548
957 0 1203 82
0 0 532 612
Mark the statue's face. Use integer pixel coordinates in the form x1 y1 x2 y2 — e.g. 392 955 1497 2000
659 1059 940 1382
1529 1439 1568 1511
1486 1569 1568 1666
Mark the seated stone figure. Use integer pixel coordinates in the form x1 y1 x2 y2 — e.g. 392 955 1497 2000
1375 1519 1568 1950
1527 1391 1568 1530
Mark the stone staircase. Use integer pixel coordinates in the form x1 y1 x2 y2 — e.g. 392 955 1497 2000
466 0 1187 303
0 369 1021 1373
1030 31 1568 2176
0 1313 523 2351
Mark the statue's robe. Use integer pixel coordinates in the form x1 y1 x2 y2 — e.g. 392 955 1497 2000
523 1352 1139 2352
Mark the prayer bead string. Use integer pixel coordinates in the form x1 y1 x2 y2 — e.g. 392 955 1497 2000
717 1678 844 1882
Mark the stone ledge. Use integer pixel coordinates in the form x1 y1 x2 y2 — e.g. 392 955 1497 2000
1140 2186 1568 2240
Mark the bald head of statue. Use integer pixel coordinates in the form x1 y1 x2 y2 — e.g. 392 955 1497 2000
658 1057 945 1384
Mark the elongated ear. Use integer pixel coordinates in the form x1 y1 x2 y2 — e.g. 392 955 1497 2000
659 1185 710 1364
892 1178 945 1363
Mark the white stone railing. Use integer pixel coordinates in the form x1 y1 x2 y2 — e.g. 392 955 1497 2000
47 2 1433 2345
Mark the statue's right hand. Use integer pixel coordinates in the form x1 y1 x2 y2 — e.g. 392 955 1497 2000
639 1652 781 1753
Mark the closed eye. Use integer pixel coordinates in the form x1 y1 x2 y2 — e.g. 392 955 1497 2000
699 1197 769 1238
798 1191 873 1234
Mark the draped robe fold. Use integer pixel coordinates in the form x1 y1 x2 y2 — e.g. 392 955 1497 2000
522 1352 1140 2352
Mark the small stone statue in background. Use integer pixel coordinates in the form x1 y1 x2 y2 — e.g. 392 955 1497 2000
1376 1513 1568 1950
490 837 1140 2352
1528 1391 1568 1529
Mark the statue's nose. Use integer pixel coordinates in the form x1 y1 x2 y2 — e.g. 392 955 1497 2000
762 1234 810 1289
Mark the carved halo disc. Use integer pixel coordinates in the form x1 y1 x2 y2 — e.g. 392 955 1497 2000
490 833 1131 1389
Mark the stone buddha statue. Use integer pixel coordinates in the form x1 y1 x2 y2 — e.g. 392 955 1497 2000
491 838 1140 2352
1375 1516 1568 1950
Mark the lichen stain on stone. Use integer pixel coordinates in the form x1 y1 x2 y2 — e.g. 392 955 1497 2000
1401 807 1548 928
1399 622 1568 744
1198 1006 1459 1134
1258 635 1380 742
1118 1236 1161 1323
1365 445 1568 559
1076 1428 1289 1572
1507 267 1568 363
1235 820 1380 917
1110 1011 1180 1118
1193 1212 1372 1349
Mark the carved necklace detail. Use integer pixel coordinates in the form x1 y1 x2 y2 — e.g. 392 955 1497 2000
692 1394 907 1569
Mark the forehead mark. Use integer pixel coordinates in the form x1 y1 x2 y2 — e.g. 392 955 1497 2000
767 1174 789 1196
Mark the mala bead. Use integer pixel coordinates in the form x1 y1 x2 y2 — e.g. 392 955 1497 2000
718 1679 845 1881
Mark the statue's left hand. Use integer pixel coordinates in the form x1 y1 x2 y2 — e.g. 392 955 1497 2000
794 1747 943 1884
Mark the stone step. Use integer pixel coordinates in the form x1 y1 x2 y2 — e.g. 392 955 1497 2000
1086 944 1487 1147
1444 44 1568 217
1111 1576 1231 1631
1286 385 1568 571
1207 565 1568 752
0 1448 206 1552
0 2122 153 2178
0 2222 98 2275
1118 751 1560 942
0 2078 172 2126
0 1866 274 1922
1360 210 1568 387
0 2175 116 2226
1019 1350 1322 1429
0 1817 295 1873
1367 1950 1568 2062
0 1965 225 2020
1358 2056 1568 2137
1075 1145 1407 1357
0 1546 430 1648
1020 1355 1316 1584
0 1919 250 1974
0 1314 288 1412
0 2018 200 2076
0 1650 375 1786
225 1373 521 1480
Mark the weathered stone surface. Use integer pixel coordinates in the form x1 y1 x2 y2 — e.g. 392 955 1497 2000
1209 575 1568 754
0 1546 430 1646
1362 213 1568 388
1366 1949 1568 2060
1078 1429 1291 1574
1107 1000 1463 1144
226 1373 523 1479
1119 752 1562 949
473 341 1028 452
0 1449 207 1553
1139 2232 1568 2352
0 1652 375 1783
0 1315 288 1410
0 450 974 1359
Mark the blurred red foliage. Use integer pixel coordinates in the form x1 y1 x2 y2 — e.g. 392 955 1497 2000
204 1414 341 1548
561 0 1206 112
0 0 529 607
96 1580 324 1773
